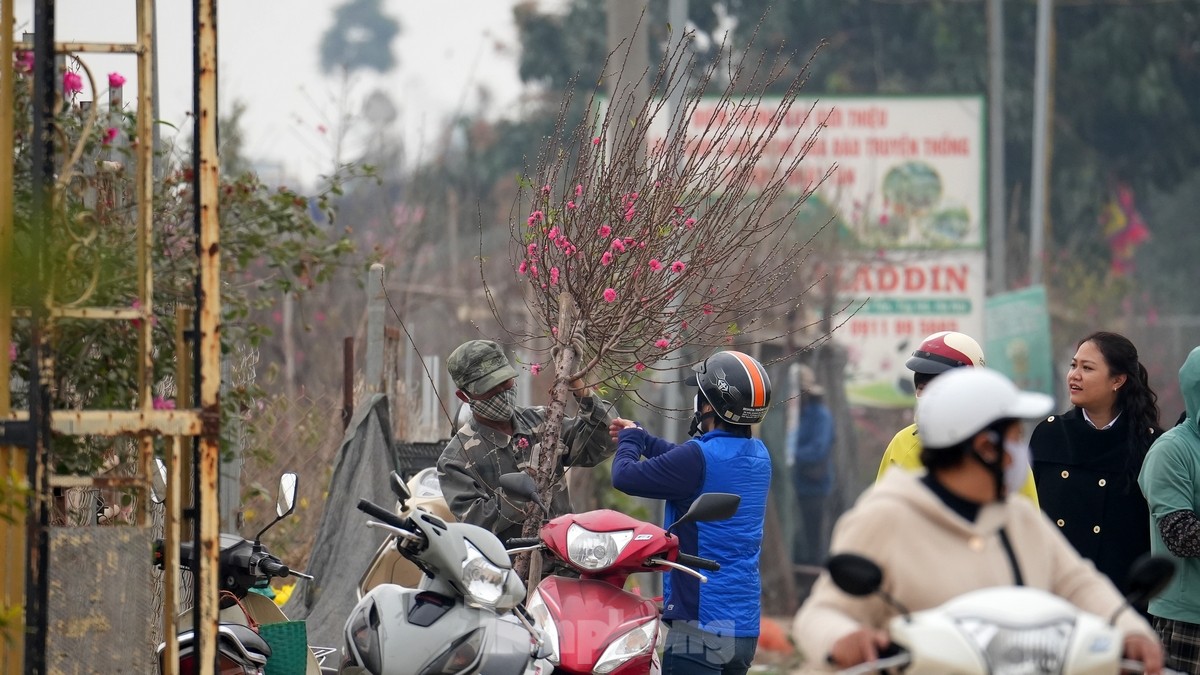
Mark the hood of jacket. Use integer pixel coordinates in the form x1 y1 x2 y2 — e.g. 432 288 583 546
1181 346 1200 427
869 469 1013 538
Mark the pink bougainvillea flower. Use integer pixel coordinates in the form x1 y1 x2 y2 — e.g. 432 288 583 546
610 239 626 253
597 224 612 238
518 260 529 275
655 338 671 349
603 288 617 303
634 362 646 372
517 437 530 449
575 184 583 197
566 200 576 210
108 72 126 88
530 363 542 376
670 261 686 273
103 127 119 145
527 243 538 256
62 71 83 95
592 136 601 145
649 259 663 271
547 226 560 240
153 397 176 411
549 267 560 285
600 251 613 266
684 217 696 229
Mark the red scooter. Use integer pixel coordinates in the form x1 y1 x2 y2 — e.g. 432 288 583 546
500 473 740 675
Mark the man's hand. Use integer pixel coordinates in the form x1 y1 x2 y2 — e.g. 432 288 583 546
828 628 891 669
569 378 592 397
1123 633 1164 675
610 418 636 443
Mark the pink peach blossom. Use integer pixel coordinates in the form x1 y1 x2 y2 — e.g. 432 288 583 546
603 288 617 303
670 261 686 273
597 224 611 238
550 267 560 285
527 243 538 256
655 339 670 349
542 185 552 194
649 259 663 271
703 304 714 315
575 184 583 197
611 239 626 253
567 201 576 210
517 437 530 449
592 137 601 145
518 260 529 275
600 251 613 266
684 217 696 229
530 363 542 375
634 362 646 372
547 226 560 240
62 71 83 95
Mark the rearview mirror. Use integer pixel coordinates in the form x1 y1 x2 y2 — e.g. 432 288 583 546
667 493 740 531
277 473 298 518
389 471 411 502
827 553 884 597
150 458 167 505
1124 554 1176 610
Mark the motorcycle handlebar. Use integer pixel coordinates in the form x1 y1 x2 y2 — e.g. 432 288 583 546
357 499 407 529
506 537 541 547
259 558 290 578
675 553 720 572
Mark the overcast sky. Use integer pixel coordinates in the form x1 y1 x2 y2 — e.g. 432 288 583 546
13 0 529 187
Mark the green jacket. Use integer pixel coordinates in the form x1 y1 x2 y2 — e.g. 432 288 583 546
1139 346 1200 623
436 394 616 544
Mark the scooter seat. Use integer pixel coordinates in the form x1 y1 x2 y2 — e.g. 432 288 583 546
221 623 272 663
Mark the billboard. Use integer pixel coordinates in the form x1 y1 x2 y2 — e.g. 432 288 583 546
984 285 1055 397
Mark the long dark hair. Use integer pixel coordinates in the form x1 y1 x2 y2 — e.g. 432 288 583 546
1079 331 1162 455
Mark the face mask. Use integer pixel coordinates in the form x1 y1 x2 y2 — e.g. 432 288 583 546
469 387 516 422
688 394 715 437
1003 439 1031 498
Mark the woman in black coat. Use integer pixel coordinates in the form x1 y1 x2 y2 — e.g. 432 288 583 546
1031 331 1162 590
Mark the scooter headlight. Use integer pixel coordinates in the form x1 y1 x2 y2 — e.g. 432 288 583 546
956 617 1075 675
525 587 560 665
462 541 507 608
565 523 634 570
594 618 658 674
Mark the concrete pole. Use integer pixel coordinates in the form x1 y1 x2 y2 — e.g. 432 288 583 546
366 264 385 393
1029 0 1054 285
606 0 650 162
987 0 1007 294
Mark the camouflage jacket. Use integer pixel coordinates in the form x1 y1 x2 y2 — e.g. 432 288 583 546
436 394 617 544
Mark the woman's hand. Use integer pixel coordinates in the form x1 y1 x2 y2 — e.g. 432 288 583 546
610 418 636 442
1123 633 1164 675
828 628 891 669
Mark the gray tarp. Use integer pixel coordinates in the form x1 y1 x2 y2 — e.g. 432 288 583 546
283 394 400 652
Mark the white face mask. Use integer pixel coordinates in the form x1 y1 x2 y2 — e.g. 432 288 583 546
1003 439 1031 497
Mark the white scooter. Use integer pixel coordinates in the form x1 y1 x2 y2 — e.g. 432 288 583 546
340 471 551 675
826 552 1180 675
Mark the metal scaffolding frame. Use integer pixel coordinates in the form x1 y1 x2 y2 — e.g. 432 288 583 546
0 0 221 672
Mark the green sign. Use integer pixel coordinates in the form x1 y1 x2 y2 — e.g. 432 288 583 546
984 285 1054 396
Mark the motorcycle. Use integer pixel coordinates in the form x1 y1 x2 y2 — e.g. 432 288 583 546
499 472 741 675
340 471 551 675
154 467 335 674
825 552 1180 675
357 467 455 595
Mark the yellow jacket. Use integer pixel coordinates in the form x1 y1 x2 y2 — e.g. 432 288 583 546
876 423 1039 506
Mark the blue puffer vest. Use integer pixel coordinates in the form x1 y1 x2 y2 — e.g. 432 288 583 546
662 429 772 637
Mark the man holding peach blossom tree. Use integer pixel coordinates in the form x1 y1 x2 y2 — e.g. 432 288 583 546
436 339 619 545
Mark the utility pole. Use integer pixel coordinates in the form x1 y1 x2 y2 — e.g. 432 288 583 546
1029 0 1055 285
987 0 1006 294
606 0 650 162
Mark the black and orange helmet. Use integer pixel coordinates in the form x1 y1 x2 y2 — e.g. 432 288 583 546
687 350 772 425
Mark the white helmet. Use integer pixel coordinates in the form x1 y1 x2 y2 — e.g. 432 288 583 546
917 367 1053 448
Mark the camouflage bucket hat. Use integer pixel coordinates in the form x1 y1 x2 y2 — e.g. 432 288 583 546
448 340 519 396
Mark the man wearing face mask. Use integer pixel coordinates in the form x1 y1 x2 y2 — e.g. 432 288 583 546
792 367 1164 673
436 339 618 544
610 350 773 675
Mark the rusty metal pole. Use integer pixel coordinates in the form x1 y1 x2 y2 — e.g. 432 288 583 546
135 0 156 528
0 0 25 668
193 0 221 669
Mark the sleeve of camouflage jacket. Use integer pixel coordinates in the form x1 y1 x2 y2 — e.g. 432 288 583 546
436 438 526 534
560 392 618 468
